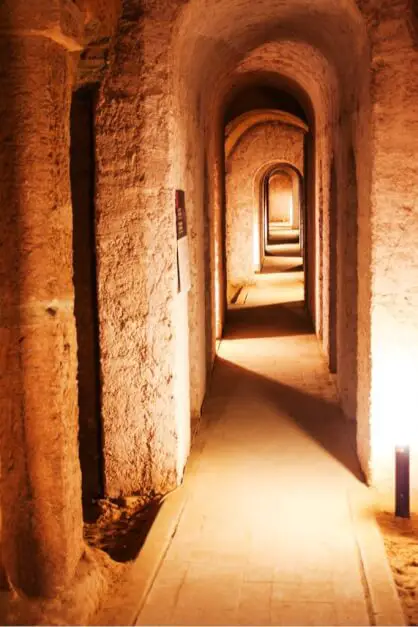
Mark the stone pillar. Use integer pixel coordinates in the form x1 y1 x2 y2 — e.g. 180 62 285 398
0 1 85 597
291 171 300 230
358 0 418 506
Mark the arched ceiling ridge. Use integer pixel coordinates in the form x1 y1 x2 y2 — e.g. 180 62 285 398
172 0 369 129
254 158 304 184
225 110 309 159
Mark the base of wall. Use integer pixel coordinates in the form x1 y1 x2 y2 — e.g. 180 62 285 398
371 461 418 515
0 547 114 626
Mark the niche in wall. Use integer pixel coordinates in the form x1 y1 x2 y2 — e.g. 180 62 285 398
70 85 103 508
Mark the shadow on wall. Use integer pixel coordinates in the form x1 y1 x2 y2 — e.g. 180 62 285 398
210 356 365 483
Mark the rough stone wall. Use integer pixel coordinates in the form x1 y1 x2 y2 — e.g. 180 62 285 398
75 0 121 33
94 0 191 498
4 0 407 621
225 122 305 292
171 74 208 423
357 0 418 504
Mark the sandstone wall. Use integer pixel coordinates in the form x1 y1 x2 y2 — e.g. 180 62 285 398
356 0 418 505
7 2 418 616
95 1 190 497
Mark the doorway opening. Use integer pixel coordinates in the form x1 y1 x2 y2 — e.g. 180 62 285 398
262 164 304 280
70 85 104 510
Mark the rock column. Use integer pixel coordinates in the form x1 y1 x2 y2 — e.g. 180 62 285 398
0 1 85 597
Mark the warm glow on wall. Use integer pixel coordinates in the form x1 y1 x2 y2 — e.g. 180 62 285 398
371 340 418 456
288 194 294 227
369 325 418 515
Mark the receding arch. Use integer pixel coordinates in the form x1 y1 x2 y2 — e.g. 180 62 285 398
225 120 306 299
265 164 303 239
255 161 304 274
225 109 309 159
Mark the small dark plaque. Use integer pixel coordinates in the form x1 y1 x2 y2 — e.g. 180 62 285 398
175 190 191 293
175 190 187 240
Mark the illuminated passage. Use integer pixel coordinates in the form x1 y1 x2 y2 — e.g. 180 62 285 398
1 1 418 622
138 267 371 626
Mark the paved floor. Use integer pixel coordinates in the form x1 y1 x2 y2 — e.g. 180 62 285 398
137 260 374 626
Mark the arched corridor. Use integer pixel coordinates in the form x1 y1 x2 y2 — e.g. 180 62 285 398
1 0 418 624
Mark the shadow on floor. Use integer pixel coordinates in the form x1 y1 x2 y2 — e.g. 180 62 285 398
282 264 304 272
265 248 301 258
208 355 365 483
261 263 303 273
268 233 300 245
226 300 311 339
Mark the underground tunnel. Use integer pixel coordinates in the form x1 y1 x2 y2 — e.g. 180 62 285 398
0 0 418 624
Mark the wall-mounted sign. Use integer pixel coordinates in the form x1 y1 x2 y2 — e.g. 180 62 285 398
175 190 191 293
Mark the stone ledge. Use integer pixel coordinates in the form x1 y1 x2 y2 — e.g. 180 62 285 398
0 547 114 626
349 487 407 626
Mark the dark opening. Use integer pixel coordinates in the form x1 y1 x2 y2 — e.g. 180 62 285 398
304 131 316 325
70 85 104 508
224 80 309 126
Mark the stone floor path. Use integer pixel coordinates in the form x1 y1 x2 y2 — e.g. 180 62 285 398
136 266 396 626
